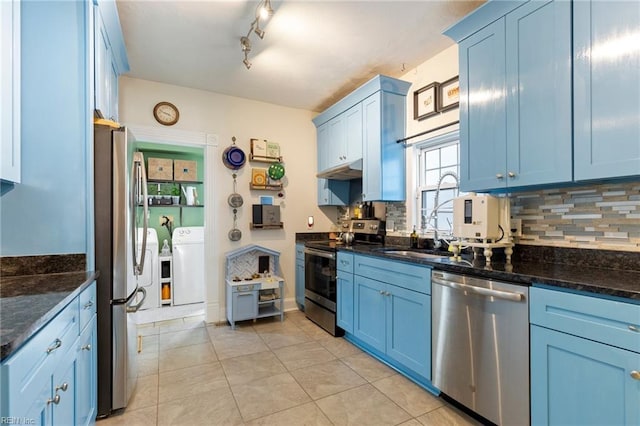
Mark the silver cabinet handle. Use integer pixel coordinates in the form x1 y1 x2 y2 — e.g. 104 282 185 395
47 394 61 405
496 173 504 179
631 371 640 380
84 300 94 309
629 325 639 332
56 382 69 392
379 290 384 295
82 344 92 351
385 291 391 296
508 171 516 178
46 338 62 354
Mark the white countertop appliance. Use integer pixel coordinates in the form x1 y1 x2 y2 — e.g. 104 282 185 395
452 193 510 241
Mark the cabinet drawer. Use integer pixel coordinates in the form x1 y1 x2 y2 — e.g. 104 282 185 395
337 252 354 274
1 297 79 411
354 254 431 295
79 282 97 332
530 287 640 353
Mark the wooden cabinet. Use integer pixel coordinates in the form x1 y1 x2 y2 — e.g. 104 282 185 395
0 0 21 184
349 254 432 381
313 75 410 204
530 287 640 425
94 0 129 122
449 0 572 192
295 243 305 310
573 0 640 181
0 282 98 425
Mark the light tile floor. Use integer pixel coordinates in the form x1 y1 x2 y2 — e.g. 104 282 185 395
98 311 481 426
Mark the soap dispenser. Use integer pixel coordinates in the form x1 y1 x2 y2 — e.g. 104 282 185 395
161 239 171 255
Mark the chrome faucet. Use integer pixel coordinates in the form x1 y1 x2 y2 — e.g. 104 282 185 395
432 171 459 249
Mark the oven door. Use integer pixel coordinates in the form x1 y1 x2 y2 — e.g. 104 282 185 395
304 247 336 308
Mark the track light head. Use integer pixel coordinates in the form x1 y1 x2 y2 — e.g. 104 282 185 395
240 36 251 52
254 25 265 39
260 0 274 19
243 56 252 70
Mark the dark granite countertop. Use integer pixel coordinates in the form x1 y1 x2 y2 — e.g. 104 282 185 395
1 271 99 361
339 245 640 301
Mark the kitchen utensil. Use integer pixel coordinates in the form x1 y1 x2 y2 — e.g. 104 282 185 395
228 173 243 208
222 136 246 170
228 208 242 241
343 232 355 245
267 162 285 180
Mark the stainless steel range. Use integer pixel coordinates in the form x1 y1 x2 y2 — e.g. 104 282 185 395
304 219 384 336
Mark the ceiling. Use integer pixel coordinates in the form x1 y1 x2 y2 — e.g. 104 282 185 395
117 0 484 113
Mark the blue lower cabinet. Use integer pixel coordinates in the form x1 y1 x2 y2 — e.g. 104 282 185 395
52 346 77 426
352 271 432 381
76 318 97 426
353 275 387 352
295 243 305 310
531 325 640 425
336 272 354 333
22 379 51 426
386 286 431 380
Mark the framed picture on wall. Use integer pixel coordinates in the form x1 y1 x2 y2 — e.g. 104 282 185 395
413 82 439 120
439 76 460 112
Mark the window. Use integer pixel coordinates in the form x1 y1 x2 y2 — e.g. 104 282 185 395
414 131 461 237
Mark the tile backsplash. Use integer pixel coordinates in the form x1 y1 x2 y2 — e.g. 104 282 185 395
511 181 640 252
384 181 640 252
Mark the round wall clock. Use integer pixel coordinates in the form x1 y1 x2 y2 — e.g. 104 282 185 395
153 102 179 126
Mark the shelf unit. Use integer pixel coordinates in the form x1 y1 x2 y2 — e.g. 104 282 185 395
159 255 173 306
225 277 284 328
249 154 283 163
250 222 284 230
143 179 204 223
249 183 283 191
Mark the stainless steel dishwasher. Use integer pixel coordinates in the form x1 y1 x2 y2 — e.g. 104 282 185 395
431 271 529 426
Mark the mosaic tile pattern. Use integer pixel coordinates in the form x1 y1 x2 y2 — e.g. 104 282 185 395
511 182 640 252
384 202 407 233
226 250 277 280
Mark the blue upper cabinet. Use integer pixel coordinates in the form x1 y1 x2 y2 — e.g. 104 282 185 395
94 0 129 122
573 0 640 181
0 0 21 185
313 75 410 203
446 0 572 192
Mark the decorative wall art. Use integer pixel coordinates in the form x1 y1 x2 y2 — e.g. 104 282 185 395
413 82 439 120
439 76 460 112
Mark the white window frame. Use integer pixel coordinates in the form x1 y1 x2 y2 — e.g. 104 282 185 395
409 130 461 237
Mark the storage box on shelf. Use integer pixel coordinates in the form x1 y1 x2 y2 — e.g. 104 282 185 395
173 160 197 181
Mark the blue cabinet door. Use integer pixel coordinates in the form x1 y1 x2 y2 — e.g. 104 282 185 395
531 325 640 426
52 348 77 426
76 318 96 426
362 93 381 201
353 275 386 352
317 178 349 206
458 19 507 192
505 0 572 188
327 114 346 170
345 103 363 164
386 285 431 379
573 0 640 181
21 378 50 426
317 122 329 172
337 272 354 334
295 259 305 310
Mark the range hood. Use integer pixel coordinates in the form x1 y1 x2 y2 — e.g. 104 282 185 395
316 159 362 180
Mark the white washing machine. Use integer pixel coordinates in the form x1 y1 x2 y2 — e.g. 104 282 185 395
172 226 204 306
132 227 159 310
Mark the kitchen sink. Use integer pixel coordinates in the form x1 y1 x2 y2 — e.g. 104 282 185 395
375 249 451 260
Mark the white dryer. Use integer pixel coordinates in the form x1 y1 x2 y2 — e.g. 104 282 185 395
133 228 159 310
172 226 204 305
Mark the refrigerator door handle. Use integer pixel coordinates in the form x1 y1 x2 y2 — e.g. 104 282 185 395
126 287 147 313
131 152 149 276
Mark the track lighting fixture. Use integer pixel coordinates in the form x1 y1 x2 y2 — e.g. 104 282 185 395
240 0 274 69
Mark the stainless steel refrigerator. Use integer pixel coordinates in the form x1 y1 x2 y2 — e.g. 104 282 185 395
94 124 148 417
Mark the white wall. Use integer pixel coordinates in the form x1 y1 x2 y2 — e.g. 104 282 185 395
119 76 335 322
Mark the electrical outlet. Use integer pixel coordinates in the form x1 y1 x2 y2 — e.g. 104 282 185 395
510 218 522 237
159 215 174 225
